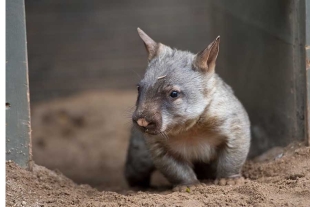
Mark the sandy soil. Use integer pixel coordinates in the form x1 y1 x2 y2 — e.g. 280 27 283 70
6 90 310 206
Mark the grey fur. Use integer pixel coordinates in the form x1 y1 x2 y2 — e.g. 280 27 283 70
125 127 154 187
125 29 251 188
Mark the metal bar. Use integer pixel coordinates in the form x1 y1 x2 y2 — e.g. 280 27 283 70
306 0 310 145
290 0 306 146
6 0 32 169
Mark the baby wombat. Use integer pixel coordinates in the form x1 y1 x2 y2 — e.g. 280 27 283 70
125 28 251 191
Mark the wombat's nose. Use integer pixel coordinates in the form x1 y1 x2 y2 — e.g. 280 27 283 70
136 118 149 127
135 118 157 132
133 113 159 133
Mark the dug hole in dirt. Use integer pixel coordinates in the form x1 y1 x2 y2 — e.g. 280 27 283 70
6 90 310 206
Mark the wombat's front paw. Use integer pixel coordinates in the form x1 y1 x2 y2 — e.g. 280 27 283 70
214 176 245 186
172 182 207 192
201 179 215 185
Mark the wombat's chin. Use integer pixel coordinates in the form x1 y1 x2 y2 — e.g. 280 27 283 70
145 131 160 135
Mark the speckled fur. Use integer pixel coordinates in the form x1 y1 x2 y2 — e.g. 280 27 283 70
125 29 250 188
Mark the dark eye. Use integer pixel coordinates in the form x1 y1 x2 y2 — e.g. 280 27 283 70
136 85 140 92
170 91 179 98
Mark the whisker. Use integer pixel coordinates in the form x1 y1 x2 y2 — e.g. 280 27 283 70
161 132 169 140
165 133 170 140
160 132 167 140
130 69 142 79
160 132 165 140
124 120 133 127
121 106 136 118
125 116 133 120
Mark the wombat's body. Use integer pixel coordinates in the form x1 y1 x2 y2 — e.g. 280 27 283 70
125 28 251 189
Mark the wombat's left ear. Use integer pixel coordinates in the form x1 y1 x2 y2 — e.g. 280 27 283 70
137 28 159 61
194 36 220 73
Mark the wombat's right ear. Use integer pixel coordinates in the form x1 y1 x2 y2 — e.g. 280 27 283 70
194 36 220 73
137 28 159 61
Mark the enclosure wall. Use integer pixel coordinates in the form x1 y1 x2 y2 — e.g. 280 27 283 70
205 0 307 156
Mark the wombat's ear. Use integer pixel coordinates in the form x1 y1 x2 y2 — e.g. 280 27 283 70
137 28 159 61
194 36 220 73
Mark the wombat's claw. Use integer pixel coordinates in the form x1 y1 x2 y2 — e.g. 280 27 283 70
214 176 245 186
201 179 214 185
172 182 207 192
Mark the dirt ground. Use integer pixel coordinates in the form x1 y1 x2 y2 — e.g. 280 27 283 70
6 90 310 206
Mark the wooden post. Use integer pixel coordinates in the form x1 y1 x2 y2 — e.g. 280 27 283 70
6 0 32 169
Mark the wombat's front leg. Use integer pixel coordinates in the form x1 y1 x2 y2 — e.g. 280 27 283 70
125 127 155 188
214 143 247 185
149 144 203 191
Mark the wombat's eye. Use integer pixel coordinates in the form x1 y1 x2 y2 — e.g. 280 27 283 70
136 85 140 92
170 91 179 98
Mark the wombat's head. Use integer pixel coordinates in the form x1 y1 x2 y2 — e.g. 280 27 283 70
132 28 220 136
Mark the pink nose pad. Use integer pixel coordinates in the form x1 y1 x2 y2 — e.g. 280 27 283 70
137 118 149 127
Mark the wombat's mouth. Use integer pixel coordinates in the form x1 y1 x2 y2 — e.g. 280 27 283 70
133 123 161 135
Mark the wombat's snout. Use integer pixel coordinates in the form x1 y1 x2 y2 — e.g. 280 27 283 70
132 112 161 134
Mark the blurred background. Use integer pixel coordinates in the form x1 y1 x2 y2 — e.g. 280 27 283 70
26 0 211 102
25 0 306 191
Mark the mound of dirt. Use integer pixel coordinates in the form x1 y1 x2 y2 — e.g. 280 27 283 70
6 144 310 206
